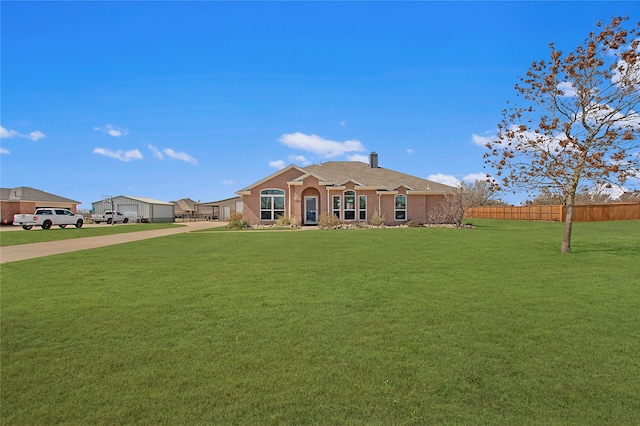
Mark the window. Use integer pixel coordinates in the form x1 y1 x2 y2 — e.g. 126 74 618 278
260 189 285 220
332 195 341 218
395 194 407 220
359 195 367 220
344 190 356 220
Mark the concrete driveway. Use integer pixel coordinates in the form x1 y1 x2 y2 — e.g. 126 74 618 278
0 221 226 264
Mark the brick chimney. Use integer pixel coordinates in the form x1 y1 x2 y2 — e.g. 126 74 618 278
369 152 379 168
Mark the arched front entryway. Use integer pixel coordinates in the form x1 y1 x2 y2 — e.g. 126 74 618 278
301 187 321 225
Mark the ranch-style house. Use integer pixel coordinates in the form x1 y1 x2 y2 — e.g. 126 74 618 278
236 152 456 226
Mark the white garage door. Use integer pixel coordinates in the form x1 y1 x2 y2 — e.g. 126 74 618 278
118 204 138 221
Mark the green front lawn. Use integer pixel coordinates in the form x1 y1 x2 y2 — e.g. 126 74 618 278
0 223 184 247
2 220 639 424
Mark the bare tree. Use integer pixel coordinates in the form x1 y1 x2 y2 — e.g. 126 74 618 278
574 186 614 204
526 188 564 205
463 179 500 207
484 17 640 253
428 193 464 226
428 180 499 226
528 186 614 205
618 189 640 202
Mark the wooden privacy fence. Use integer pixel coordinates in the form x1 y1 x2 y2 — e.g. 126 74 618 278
464 203 640 222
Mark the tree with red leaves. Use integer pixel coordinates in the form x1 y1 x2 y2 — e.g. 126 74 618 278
484 17 640 253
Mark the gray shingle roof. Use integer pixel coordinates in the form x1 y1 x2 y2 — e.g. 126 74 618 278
303 162 454 193
237 161 456 194
0 186 81 203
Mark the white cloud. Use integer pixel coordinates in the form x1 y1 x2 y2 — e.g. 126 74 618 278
346 154 369 163
406 148 414 154
93 148 143 162
269 160 286 169
596 183 626 200
27 130 45 141
582 103 640 131
462 173 488 183
611 39 640 88
148 144 164 159
339 121 347 127
163 148 198 165
471 132 495 147
288 154 311 165
94 124 129 137
0 126 18 138
427 173 460 187
489 124 567 152
279 132 366 158
1 125 45 141
222 180 236 185
146 144 197 165
557 81 577 97
0 147 9 154
494 107 640 155
426 172 490 187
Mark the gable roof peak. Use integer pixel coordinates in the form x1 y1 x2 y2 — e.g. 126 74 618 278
236 164 307 194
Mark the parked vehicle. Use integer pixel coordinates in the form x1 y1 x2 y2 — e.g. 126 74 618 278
134 215 149 223
13 208 84 230
91 210 129 224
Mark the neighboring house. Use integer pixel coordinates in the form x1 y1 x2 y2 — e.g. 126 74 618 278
0 186 81 224
201 197 242 221
91 196 175 223
171 198 217 220
172 198 198 219
236 152 456 226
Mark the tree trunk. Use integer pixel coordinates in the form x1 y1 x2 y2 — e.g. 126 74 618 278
561 192 576 254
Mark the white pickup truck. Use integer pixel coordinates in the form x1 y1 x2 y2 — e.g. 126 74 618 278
13 208 84 230
91 210 129 224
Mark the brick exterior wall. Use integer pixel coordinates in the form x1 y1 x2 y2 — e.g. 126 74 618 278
242 171 448 226
242 168 306 225
1 201 36 225
1 201 79 225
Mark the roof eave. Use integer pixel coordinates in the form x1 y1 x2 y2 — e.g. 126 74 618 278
237 164 307 193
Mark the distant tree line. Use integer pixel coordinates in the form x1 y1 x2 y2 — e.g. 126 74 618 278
526 188 640 205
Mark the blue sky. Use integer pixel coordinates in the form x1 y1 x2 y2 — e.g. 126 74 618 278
2 1 638 209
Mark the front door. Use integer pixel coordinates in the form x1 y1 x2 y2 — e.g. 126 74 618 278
305 196 318 225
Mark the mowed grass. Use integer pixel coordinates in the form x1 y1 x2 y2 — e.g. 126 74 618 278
0 223 183 247
1 220 639 424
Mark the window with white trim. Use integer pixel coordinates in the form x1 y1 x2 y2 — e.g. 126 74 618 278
260 189 285 220
359 195 367 220
332 195 341 218
344 190 356 220
395 194 407 220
